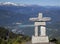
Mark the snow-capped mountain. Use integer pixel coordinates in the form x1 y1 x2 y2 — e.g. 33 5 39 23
0 2 17 6
0 2 27 7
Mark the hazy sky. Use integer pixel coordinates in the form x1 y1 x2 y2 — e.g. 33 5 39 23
0 0 60 6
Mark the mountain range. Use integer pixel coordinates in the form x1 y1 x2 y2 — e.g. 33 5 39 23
0 2 60 38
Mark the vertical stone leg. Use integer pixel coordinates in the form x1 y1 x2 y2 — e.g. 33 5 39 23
35 26 38 36
40 26 46 36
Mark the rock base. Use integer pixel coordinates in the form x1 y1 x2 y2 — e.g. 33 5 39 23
32 36 49 44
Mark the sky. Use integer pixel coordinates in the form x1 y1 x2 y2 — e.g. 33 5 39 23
0 0 60 6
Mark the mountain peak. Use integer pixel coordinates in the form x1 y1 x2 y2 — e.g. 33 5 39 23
0 2 18 6
0 2 27 7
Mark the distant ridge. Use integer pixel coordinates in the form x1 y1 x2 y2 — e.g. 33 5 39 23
0 2 28 7
0 2 60 7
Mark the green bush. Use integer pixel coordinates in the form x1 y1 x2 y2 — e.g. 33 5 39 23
56 40 60 44
0 27 31 44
